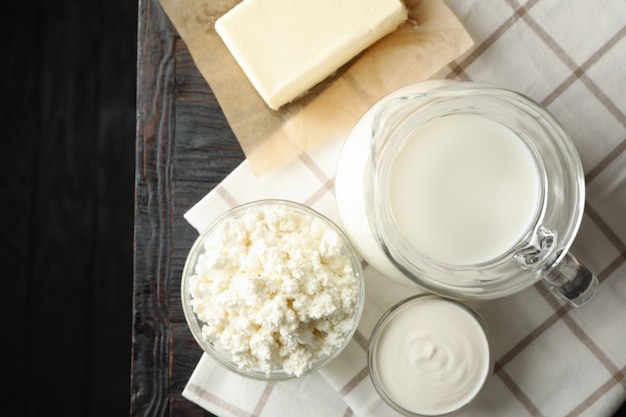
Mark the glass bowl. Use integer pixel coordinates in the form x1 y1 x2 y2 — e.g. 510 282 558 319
368 294 494 416
181 199 365 381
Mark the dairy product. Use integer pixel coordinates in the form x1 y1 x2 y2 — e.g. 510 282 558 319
188 202 360 376
335 81 456 287
215 0 407 109
371 297 491 415
390 114 541 265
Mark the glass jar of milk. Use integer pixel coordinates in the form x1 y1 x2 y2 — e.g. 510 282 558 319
335 80 597 307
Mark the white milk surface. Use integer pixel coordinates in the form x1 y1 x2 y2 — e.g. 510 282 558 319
390 114 541 265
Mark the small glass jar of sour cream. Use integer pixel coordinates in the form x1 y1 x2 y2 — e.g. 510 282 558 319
368 294 494 416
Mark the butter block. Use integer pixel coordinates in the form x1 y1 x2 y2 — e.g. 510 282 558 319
215 0 407 110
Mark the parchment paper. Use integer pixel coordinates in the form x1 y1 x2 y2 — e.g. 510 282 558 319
159 0 474 175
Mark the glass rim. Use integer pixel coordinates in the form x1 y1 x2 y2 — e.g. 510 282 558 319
368 294 494 416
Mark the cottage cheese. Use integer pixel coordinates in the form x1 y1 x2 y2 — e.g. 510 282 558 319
188 203 360 376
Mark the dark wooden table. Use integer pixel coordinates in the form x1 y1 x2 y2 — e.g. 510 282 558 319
132 0 245 415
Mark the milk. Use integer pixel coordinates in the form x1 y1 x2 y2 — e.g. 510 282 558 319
372 297 491 415
335 81 544 287
390 114 541 265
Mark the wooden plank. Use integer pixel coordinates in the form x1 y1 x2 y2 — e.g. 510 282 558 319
132 0 176 413
132 0 244 415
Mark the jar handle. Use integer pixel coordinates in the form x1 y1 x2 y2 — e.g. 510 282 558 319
515 227 598 307
543 251 598 307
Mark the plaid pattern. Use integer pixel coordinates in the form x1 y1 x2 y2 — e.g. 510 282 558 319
182 1 626 416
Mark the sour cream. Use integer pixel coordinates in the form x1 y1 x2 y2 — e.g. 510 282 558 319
369 295 492 416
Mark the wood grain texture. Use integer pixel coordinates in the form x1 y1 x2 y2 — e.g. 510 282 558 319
132 0 245 416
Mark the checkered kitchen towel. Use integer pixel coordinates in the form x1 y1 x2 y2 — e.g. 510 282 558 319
182 1 626 416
